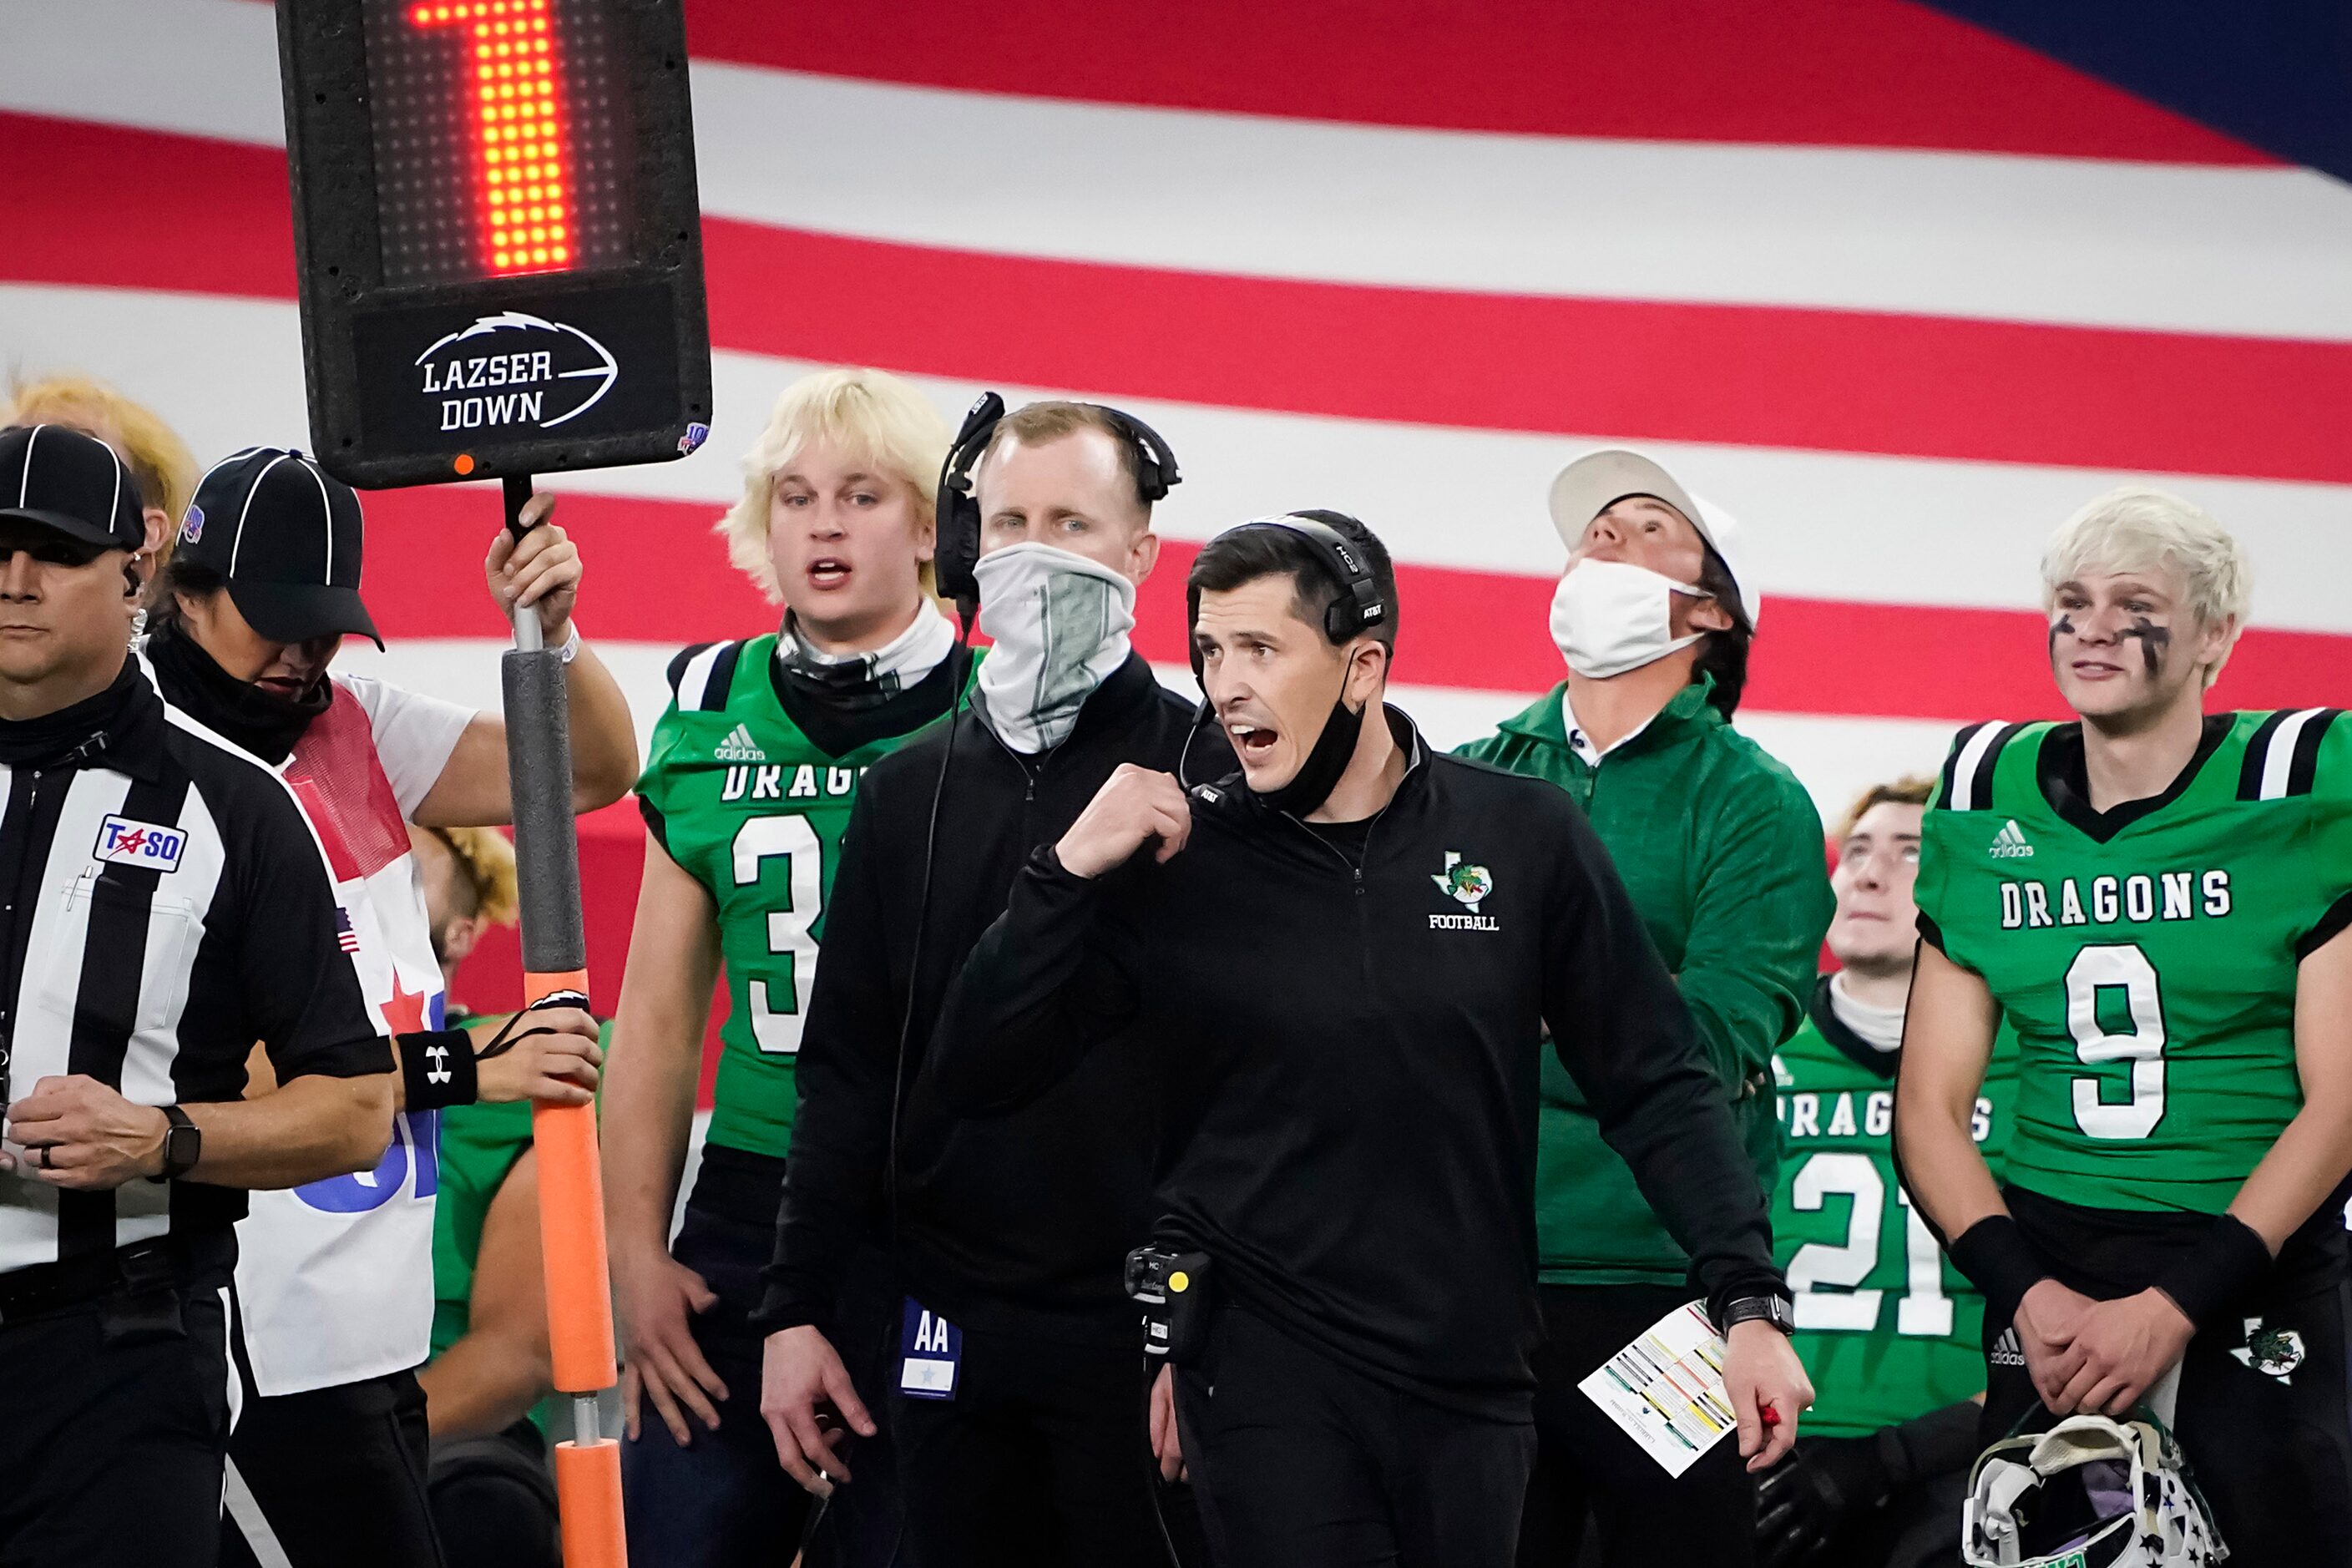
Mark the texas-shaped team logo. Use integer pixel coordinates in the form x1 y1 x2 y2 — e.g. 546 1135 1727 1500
1430 851 1494 912
1429 852 1499 931
94 815 187 872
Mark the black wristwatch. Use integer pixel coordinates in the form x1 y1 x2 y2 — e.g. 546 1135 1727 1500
148 1105 200 1183
1718 1292 1797 1337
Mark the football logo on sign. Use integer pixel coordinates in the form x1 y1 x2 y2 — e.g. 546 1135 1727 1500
94 815 187 872
414 311 620 435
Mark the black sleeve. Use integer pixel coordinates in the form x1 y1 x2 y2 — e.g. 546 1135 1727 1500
927 846 1143 1118
758 782 901 1333
1537 805 1783 1318
237 780 391 1083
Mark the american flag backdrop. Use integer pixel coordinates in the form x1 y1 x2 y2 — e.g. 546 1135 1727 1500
3 0 2348 1034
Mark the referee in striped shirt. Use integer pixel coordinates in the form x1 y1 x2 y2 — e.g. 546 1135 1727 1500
0 425 394 1567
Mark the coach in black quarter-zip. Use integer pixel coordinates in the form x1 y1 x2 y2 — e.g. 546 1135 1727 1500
753 401 1227 1567
0 426 393 1567
932 513 1808 1568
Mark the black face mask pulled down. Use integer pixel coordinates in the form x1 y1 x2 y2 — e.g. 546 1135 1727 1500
771 637 894 714
145 619 329 765
1252 691 1365 818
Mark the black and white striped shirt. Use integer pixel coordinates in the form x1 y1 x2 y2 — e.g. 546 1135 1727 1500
0 658 387 1275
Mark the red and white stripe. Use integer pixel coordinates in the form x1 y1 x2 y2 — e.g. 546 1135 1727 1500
4 0 2346 1030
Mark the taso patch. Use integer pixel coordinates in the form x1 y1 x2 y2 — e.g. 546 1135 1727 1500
94 815 187 871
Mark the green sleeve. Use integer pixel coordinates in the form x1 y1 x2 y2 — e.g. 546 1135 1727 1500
634 697 685 805
2304 715 2352 957
1677 773 1834 1085
1914 727 1968 966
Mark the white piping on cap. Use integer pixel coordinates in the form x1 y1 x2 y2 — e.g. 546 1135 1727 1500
299 457 336 584
229 453 295 577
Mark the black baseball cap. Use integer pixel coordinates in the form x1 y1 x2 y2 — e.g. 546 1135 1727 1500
180 448 383 649
0 424 144 552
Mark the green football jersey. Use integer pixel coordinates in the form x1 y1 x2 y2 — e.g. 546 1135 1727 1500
1914 709 2352 1215
1773 984 2016 1436
635 634 965 1159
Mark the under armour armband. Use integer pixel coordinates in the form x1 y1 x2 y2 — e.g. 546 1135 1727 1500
398 1027 480 1111
1947 1215 2051 1332
2152 1212 2274 1333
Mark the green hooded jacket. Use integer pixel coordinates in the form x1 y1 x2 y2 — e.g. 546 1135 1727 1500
1456 678 1833 1286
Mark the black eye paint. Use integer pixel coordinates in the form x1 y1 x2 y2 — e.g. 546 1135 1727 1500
2048 614 2076 660
2120 615 2170 677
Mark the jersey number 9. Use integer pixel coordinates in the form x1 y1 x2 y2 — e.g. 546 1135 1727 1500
2066 943 2167 1141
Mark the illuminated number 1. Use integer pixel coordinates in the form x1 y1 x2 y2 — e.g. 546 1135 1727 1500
407 0 572 275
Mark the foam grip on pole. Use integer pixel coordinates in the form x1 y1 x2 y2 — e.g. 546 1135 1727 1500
501 646 587 976
527 965 618 1393
554 1439 628 1568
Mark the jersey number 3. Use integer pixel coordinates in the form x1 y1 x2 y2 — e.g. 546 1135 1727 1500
733 816 822 1055
2066 943 2167 1141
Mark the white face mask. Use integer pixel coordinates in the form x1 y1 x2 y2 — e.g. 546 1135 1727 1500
1549 559 1705 680
972 542 1137 754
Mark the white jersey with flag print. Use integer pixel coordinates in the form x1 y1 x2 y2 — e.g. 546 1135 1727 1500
233 675 473 1396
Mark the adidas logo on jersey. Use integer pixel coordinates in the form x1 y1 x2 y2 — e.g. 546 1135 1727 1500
1988 819 2035 859
714 724 766 762
1990 1328 2026 1368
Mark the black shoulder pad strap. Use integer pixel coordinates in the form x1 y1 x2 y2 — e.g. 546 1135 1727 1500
665 641 743 711
2238 708 2343 801
1936 721 2026 813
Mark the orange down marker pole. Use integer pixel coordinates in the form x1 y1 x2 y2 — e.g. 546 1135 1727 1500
502 475 626 1568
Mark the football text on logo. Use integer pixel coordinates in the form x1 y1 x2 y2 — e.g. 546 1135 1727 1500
1429 851 1499 931
415 311 620 434
94 815 187 872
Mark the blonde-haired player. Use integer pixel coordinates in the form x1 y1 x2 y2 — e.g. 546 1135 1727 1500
1896 488 2352 1559
5 373 199 625
603 367 965 1565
